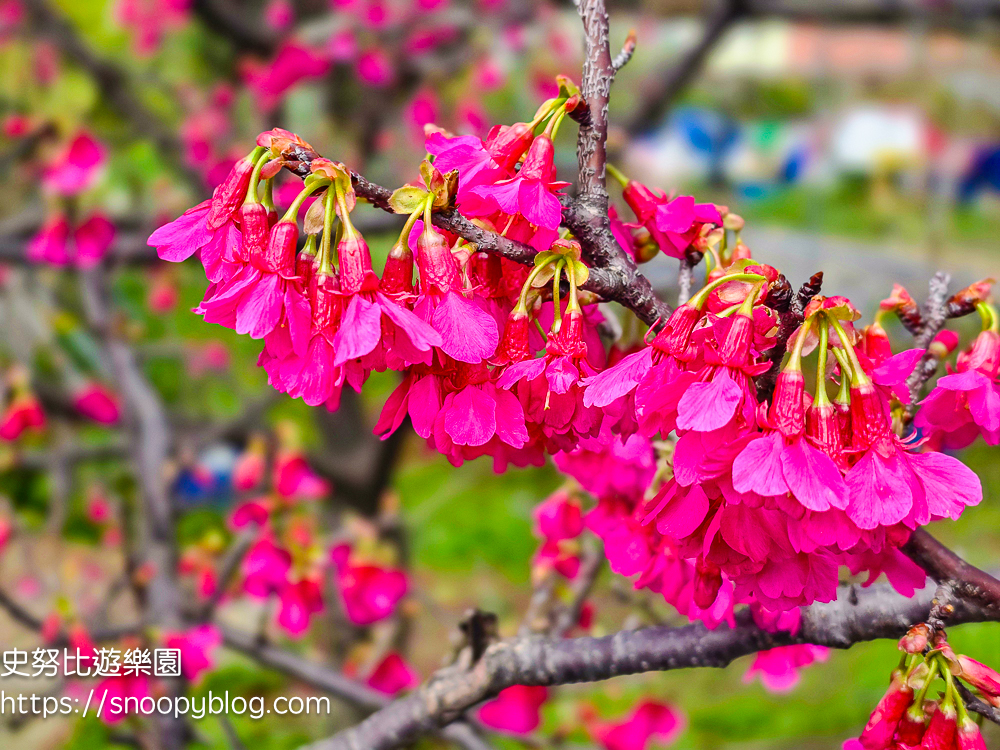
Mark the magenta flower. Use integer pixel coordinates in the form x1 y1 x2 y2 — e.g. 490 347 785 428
277 578 324 637
366 652 419 695
229 499 269 529
147 199 214 263
242 537 291 598
467 134 567 249
498 309 602 451
27 215 71 265
331 544 408 626
163 624 221 682
957 655 1000 707
0 392 45 441
917 330 1000 448
653 195 722 258
74 213 117 268
554 430 656 503
241 43 331 110
478 685 548 734
42 131 107 195
586 701 686 750
743 644 829 692
330 226 443 369
534 491 584 542
72 382 121 424
844 381 982 530
732 370 849 512
355 47 395 87
274 451 330 500
412 225 499 363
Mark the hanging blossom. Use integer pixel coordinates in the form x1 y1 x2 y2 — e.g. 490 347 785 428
148 88 988 621
844 628 993 750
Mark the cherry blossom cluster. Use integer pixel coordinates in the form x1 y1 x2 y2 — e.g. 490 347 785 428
178 430 409 640
149 88 992 626
845 626 995 750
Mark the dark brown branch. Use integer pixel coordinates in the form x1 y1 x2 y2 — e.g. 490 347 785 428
300 580 998 750
905 272 951 408
901 528 1000 612
956 680 1000 727
279 149 671 326
220 625 494 750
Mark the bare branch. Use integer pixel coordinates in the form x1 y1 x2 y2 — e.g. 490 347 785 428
300 580 998 750
611 29 637 73
901 528 1000 612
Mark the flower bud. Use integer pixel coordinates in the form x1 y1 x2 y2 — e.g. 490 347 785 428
632 226 660 263
731 241 752 261
650 304 702 357
379 239 414 298
309 272 341 331
920 700 957 750
493 311 532 366
929 329 959 360
862 322 892 363
622 180 660 223
207 155 256 230
957 715 988 750
260 221 298 276
241 201 270 266
858 669 913 750
806 402 845 466
897 702 928 745
772 370 806 437
956 655 1000 707
899 623 930 654
416 225 461 292
337 228 378 295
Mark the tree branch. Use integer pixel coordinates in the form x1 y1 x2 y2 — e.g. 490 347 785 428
278 146 671 326
299 579 998 750
901 529 1000 612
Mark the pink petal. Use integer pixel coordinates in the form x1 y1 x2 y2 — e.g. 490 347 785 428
871 348 925 387
655 195 695 233
432 291 499 363
334 294 382 364
408 375 442 438
285 285 312 358
656 484 709 539
235 273 284 339
845 450 913 529
492 386 528 448
376 292 442 351
444 387 496 446
582 348 652 408
781 438 848 512
518 179 563 229
732 432 787 497
909 450 982 520
676 369 743 432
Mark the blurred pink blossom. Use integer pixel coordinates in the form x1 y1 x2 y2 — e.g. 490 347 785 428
164 624 221 682
366 653 419 694
73 383 121 424
355 47 394 87
42 132 107 196
478 685 548 734
743 644 829 692
241 43 331 110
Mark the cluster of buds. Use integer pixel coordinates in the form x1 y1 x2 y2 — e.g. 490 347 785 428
845 628 994 749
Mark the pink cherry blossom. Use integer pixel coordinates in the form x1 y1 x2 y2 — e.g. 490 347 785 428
72 383 121 424
586 701 686 750
331 544 407 626
478 685 547 734
743 644 829 692
366 653 419 695
42 131 107 196
163 624 221 682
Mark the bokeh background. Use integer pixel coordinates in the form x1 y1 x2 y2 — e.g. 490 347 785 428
0 0 999 748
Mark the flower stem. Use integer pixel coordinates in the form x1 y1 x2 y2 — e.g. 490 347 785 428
829 316 872 386
814 318 832 407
